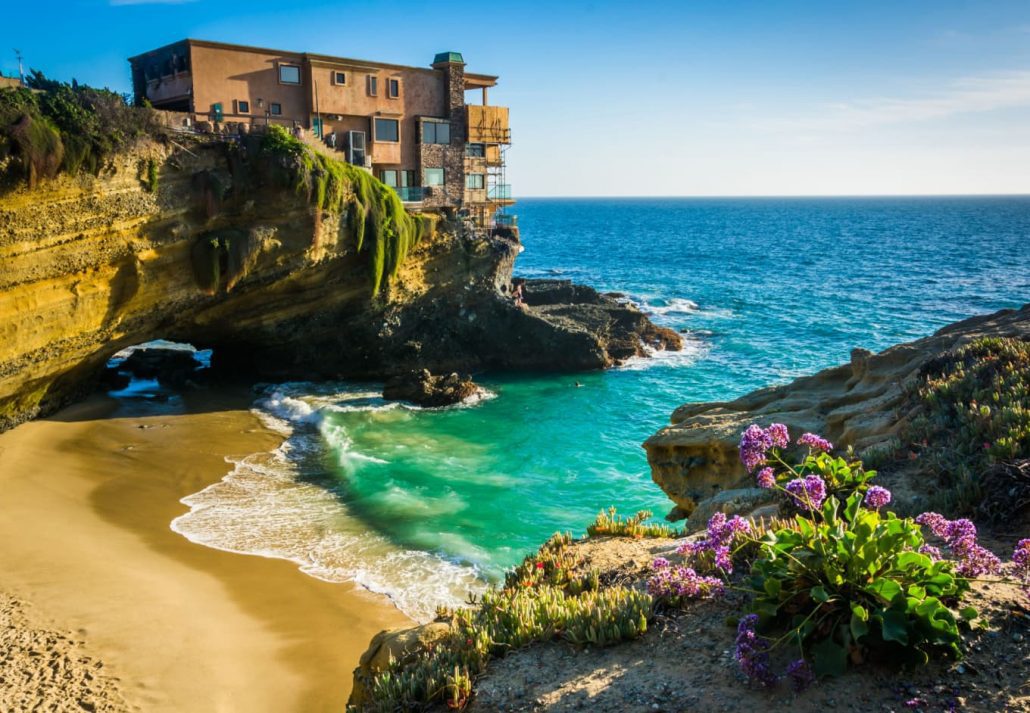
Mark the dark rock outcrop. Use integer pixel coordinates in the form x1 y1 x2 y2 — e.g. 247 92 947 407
383 369 479 408
645 305 1030 521
114 347 205 389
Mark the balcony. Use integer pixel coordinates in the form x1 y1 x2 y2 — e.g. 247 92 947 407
466 105 511 145
393 186 426 203
494 213 518 227
488 184 512 201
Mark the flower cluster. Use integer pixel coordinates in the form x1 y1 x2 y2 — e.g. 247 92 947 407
739 423 789 472
1014 539 1030 602
785 658 815 693
785 474 827 511
756 466 776 489
915 512 1002 577
797 432 833 453
734 614 778 687
863 485 892 509
675 512 751 574
647 558 724 601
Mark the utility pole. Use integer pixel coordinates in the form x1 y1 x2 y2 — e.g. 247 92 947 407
14 49 24 84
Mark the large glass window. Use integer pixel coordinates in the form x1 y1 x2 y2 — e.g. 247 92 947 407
380 170 398 187
374 118 399 142
278 64 301 85
465 143 485 157
465 173 485 189
422 120 450 145
424 168 445 186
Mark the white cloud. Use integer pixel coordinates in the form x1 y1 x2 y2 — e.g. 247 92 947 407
762 70 1030 134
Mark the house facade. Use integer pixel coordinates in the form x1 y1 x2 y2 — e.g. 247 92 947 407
128 39 513 226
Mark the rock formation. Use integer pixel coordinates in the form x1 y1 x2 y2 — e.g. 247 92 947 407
645 304 1030 523
0 136 678 431
382 369 480 407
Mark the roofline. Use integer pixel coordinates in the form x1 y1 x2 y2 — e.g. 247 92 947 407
128 38 500 82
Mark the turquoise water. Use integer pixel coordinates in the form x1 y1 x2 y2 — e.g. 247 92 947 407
172 197 1030 620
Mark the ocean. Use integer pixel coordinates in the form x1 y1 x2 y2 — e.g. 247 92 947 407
169 196 1030 621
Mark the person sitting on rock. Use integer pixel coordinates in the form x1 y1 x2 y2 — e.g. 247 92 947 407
512 283 525 308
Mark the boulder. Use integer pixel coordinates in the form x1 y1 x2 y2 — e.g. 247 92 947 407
383 369 480 407
112 347 205 389
645 305 1030 520
349 622 451 707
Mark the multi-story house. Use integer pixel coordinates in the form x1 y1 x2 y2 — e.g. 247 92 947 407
128 39 513 229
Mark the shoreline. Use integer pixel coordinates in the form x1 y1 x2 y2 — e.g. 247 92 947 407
0 388 410 712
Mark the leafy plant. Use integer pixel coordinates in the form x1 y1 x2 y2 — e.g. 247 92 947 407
586 506 677 539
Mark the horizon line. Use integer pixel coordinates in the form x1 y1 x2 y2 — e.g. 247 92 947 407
513 192 1030 199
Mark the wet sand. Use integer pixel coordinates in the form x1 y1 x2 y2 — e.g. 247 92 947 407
0 390 410 712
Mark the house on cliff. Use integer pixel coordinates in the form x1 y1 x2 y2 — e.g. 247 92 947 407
128 39 514 229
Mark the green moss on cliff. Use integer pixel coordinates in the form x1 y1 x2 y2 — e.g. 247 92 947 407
260 125 434 294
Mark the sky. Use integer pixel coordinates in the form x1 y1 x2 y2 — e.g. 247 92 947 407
4 0 1030 196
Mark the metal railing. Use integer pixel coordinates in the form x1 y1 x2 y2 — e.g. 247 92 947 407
494 213 518 227
394 186 426 202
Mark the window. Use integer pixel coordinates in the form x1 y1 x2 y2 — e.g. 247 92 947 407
374 118 399 142
278 64 301 85
367 75 378 96
422 120 450 145
333 71 346 85
380 170 398 187
465 143 485 157
465 173 485 190
400 170 416 187
237 100 250 114
424 168 445 186
270 102 282 116
388 78 400 98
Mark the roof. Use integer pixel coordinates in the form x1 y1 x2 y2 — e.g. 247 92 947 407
128 39 498 84
433 51 464 65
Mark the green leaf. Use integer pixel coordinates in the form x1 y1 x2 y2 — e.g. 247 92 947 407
811 586 830 603
850 609 869 642
866 578 903 603
843 491 861 523
811 637 848 677
959 606 978 621
880 610 910 645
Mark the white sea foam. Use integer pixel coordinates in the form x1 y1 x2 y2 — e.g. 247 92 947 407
170 380 492 622
618 335 709 372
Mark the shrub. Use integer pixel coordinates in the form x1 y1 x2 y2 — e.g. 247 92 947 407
586 507 677 539
355 532 652 711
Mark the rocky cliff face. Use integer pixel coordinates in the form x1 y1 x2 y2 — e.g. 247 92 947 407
645 305 1030 524
0 137 678 431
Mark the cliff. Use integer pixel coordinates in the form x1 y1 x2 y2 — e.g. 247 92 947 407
645 304 1030 526
0 134 680 431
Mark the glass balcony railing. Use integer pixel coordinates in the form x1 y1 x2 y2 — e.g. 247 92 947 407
488 184 512 200
494 213 518 227
393 186 426 202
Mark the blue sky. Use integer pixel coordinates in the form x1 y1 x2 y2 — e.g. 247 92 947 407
4 0 1030 195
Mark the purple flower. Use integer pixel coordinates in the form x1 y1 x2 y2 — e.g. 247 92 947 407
647 564 724 601
756 467 776 489
785 475 827 511
786 658 814 692
918 544 942 561
734 615 777 687
767 423 790 449
863 485 892 509
915 512 1001 577
740 424 774 472
797 432 833 453
651 557 670 570
1014 539 1030 571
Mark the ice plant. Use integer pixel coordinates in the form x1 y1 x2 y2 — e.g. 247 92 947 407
864 485 892 509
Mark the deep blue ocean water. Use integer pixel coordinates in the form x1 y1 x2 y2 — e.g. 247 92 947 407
172 196 1030 620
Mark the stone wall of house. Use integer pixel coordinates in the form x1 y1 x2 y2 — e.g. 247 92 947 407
421 58 467 211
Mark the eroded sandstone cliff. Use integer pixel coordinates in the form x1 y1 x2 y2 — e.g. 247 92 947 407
644 304 1030 524
0 136 678 431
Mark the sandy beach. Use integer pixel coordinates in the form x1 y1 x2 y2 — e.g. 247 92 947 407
0 389 410 712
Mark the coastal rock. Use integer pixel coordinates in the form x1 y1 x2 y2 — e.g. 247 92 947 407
0 139 679 431
645 305 1030 519
382 369 479 407
114 347 205 388
683 487 775 533
349 622 451 707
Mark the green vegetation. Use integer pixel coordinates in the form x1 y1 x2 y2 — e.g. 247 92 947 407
143 157 159 193
355 532 652 711
0 71 163 190
188 230 257 295
750 495 974 677
901 337 1030 514
586 506 678 539
259 125 434 294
